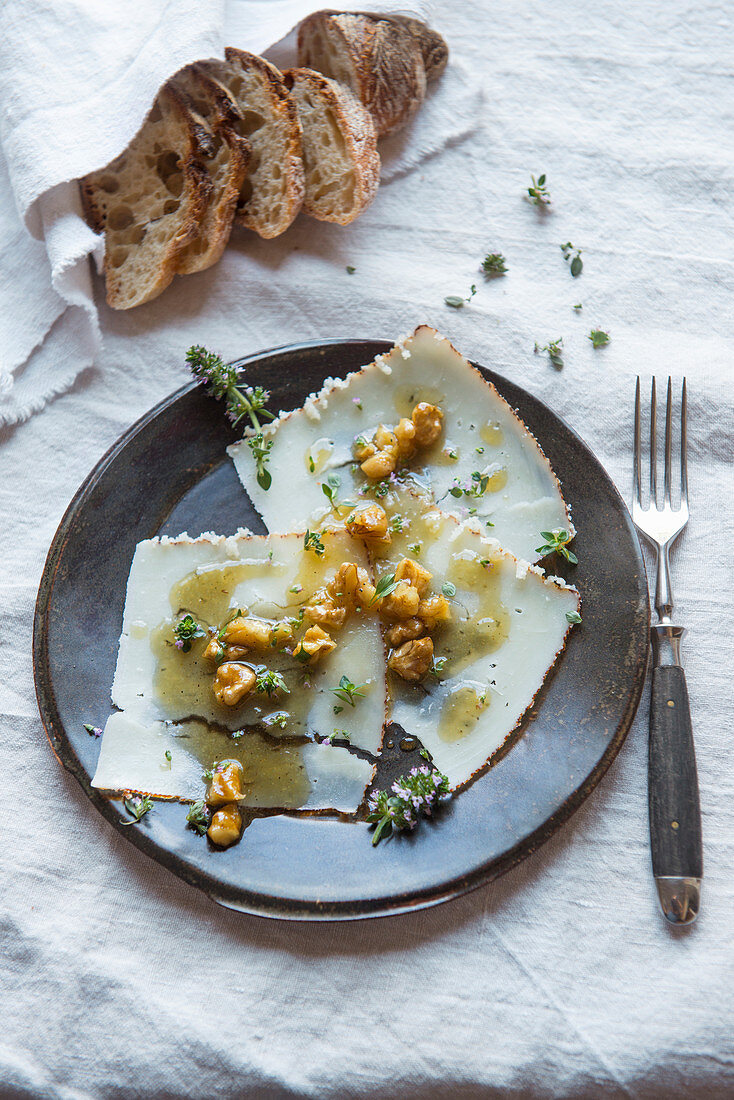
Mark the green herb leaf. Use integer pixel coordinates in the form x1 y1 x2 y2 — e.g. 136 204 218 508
121 795 153 825
573 302 583 312
304 529 325 557
535 528 578 564
442 582 457 597
526 174 551 206
174 614 206 652
566 610 582 624
255 670 289 698
370 572 399 604
165 750 172 763
346 265 356 274
84 723 103 738
534 338 564 369
331 675 367 707
445 285 477 309
247 432 274 491
588 329 610 348
186 800 211 836
429 656 448 680
481 252 507 277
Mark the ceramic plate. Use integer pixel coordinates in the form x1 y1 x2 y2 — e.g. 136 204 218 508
33 340 649 920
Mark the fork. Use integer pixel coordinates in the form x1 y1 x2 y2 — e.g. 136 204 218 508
633 377 702 925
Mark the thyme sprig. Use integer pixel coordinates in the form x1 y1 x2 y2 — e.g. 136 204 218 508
536 528 578 565
121 795 153 825
304 529 325 557
588 329 610 348
186 800 211 836
526 173 551 206
534 338 564 369
449 470 490 499
255 670 289 697
561 241 583 277
84 723 102 738
445 285 477 309
331 675 367 707
367 766 450 846
481 253 507 277
174 614 206 652
370 572 399 605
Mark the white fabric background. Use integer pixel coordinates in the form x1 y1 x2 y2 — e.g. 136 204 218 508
2 0 734 1097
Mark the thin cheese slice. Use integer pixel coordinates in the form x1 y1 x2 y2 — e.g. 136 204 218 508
111 528 386 755
368 498 580 790
228 326 572 563
92 712 375 811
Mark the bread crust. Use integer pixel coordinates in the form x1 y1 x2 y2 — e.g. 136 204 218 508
81 83 213 309
169 65 252 274
197 49 305 238
284 67 380 226
297 10 428 137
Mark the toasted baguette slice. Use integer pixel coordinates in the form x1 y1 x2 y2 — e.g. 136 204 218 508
297 11 427 137
283 68 379 225
384 14 449 81
80 85 212 309
197 50 304 238
169 65 252 274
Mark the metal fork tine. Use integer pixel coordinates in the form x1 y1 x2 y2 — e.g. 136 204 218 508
633 377 642 504
650 378 657 505
664 378 673 505
681 377 688 505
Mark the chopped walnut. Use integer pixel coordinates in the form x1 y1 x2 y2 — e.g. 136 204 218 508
294 625 337 663
207 803 242 847
222 616 292 651
380 580 421 620
345 503 389 542
374 425 399 455
222 644 249 662
303 597 348 630
412 402 444 447
360 449 397 479
353 437 377 461
207 760 245 806
213 662 256 706
417 594 452 629
394 417 417 458
388 636 434 682
395 557 433 596
202 636 225 663
385 617 425 647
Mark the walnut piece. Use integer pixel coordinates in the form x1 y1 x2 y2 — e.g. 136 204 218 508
412 402 443 447
388 636 434 682
294 625 337 663
207 760 245 806
207 803 242 847
380 579 421 620
213 662 256 706
345 503 389 541
385 617 425 646
417 594 452 629
395 557 433 595
222 617 292 651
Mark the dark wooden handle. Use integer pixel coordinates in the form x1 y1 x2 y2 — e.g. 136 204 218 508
648 665 703 879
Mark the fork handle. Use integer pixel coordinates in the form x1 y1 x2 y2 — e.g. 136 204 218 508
648 636 703 925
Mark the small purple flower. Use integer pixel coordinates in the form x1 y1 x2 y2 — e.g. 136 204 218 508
83 723 103 738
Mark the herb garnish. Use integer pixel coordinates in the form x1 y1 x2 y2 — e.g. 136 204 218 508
262 712 289 729
370 572 399 605
304 529 325 557
346 265 356 274
255 670 289 697
449 470 490 499
561 241 583 277
121 795 153 825
165 750 172 763
445 285 477 309
186 346 275 430
429 656 448 680
441 582 457 598
247 433 274 490
390 514 406 533
367 766 450 846
534 338 564 369
331 675 367 707
174 614 206 652
84 723 102 738
186 800 211 836
573 302 583 312
535 528 578 564
408 542 422 556
526 173 551 206
481 253 507 277
588 329 610 348
566 610 583 624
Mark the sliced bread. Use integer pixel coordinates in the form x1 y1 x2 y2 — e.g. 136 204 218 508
80 84 213 309
283 68 379 226
297 11 427 138
198 50 304 238
169 65 252 274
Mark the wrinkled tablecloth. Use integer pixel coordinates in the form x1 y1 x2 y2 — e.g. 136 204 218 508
1 1 733 1097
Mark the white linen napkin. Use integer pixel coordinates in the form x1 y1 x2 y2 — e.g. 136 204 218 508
0 0 481 427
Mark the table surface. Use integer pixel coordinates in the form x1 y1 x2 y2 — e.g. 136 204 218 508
2 1 733 1097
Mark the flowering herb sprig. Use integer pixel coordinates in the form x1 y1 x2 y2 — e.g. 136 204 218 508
561 241 583 277
84 723 102 738
588 329 610 348
534 338 564 369
187 345 275 489
186 800 211 836
536 528 578 565
331 675 367 707
445 285 477 309
526 173 551 206
121 795 154 825
367 766 450 846
481 253 507 277
174 614 206 652
255 670 289 697
449 470 490 499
